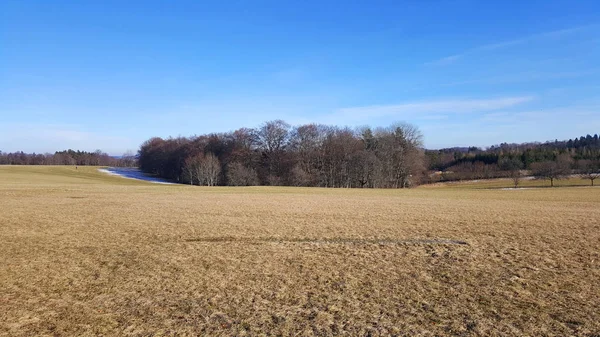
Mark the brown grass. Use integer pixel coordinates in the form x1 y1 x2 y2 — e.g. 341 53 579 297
1 166 599 336
420 176 592 189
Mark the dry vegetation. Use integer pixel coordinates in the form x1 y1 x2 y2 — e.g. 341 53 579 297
1 166 599 336
422 176 592 190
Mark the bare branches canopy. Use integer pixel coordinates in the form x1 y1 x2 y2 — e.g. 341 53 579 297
137 121 426 188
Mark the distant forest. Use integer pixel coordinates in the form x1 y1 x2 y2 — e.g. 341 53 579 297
427 133 600 182
3 124 599 187
136 120 599 187
0 149 136 167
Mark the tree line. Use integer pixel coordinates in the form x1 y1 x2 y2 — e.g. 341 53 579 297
425 134 600 186
138 120 426 188
4 127 598 188
0 149 137 167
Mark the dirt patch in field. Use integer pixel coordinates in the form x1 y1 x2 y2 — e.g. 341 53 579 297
186 236 469 245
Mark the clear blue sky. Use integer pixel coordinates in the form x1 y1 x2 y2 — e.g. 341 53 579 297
1 0 599 154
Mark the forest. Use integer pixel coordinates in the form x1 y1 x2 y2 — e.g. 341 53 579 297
3 123 599 187
0 149 136 167
136 121 599 187
137 121 425 188
427 134 600 183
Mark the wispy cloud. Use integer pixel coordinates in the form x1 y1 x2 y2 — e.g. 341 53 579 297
426 54 461 66
442 69 599 86
320 96 534 124
426 24 598 66
479 104 600 125
424 103 600 148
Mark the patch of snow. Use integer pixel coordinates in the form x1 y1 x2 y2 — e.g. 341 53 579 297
98 168 175 184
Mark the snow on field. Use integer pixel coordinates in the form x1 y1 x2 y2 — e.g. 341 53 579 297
98 168 175 184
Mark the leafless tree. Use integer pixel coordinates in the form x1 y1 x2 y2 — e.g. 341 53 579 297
531 155 571 187
499 157 523 188
228 127 258 167
373 123 424 188
289 124 329 186
201 153 221 186
186 154 204 185
255 120 290 154
227 162 259 186
510 170 522 189
255 120 291 181
578 160 600 186
349 150 380 188
119 150 137 167
290 165 312 186
184 156 198 185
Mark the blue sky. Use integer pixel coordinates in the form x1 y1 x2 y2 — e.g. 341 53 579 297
1 0 599 154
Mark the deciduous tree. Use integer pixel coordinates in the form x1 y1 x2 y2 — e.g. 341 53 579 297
578 160 600 186
531 155 571 187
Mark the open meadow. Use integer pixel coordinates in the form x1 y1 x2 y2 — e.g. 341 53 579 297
1 166 599 336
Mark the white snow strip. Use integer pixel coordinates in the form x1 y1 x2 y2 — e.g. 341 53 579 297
98 168 175 184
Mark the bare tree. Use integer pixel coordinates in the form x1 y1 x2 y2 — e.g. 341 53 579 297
228 127 258 167
184 156 198 185
255 120 291 181
510 170 522 189
289 124 329 186
201 153 221 186
227 162 259 186
578 160 600 186
120 150 137 167
186 154 204 185
499 157 523 188
373 123 424 188
255 120 290 154
321 127 362 188
349 150 380 188
531 155 571 187
290 165 311 186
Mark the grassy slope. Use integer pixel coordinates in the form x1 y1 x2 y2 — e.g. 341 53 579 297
421 176 592 189
1 166 599 336
0 165 153 186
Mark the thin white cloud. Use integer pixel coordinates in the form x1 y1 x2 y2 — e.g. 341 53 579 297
476 37 528 51
425 54 461 66
426 24 598 66
424 103 600 149
323 96 534 124
443 69 599 86
479 104 600 125
479 112 511 122
513 106 600 120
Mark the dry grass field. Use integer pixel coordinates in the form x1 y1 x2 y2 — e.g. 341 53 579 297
423 176 592 190
1 166 599 336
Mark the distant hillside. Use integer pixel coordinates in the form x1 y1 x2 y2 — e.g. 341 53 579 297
0 149 136 167
426 134 599 182
3 132 598 186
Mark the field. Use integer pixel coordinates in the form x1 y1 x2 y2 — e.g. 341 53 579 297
1 166 599 336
